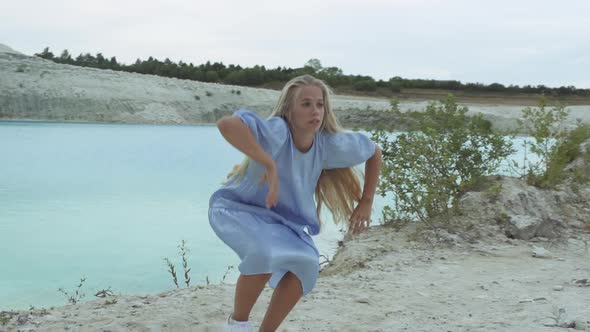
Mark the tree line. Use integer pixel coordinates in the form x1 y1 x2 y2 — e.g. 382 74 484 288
35 47 590 97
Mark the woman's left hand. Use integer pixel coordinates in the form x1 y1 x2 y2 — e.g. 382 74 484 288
349 199 373 236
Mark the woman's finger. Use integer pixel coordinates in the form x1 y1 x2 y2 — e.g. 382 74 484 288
266 189 277 208
351 219 369 235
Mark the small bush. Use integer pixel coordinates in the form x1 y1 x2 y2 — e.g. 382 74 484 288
58 276 87 305
371 94 514 226
220 265 235 283
163 240 192 288
163 257 179 288
513 99 590 188
511 99 568 183
543 123 590 187
0 315 11 326
179 240 191 287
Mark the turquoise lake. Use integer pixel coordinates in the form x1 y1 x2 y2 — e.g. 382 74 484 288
0 121 536 310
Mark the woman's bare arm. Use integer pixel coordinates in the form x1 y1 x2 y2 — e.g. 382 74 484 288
360 144 382 204
217 116 278 208
217 116 274 168
349 144 382 234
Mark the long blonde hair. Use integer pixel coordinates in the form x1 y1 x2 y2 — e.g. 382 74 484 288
226 75 362 227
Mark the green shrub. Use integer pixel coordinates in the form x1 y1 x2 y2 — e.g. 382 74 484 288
513 99 590 188
542 123 590 187
163 240 192 288
58 276 87 305
371 94 514 226
0 317 10 326
512 100 568 182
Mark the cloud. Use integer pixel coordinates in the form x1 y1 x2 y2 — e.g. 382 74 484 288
1 0 589 87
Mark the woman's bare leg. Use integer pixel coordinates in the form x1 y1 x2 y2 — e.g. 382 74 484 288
258 272 303 332
232 273 272 322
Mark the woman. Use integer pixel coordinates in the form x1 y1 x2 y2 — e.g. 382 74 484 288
209 74 382 332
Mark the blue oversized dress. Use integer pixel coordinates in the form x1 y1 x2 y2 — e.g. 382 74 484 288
208 109 376 296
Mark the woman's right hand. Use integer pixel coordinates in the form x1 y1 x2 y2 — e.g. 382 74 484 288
259 162 279 209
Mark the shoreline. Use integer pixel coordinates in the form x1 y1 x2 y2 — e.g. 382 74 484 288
0 118 218 127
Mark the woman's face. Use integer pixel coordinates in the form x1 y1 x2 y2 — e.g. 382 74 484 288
291 85 325 134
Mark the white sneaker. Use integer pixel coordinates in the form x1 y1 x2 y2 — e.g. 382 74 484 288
223 314 254 332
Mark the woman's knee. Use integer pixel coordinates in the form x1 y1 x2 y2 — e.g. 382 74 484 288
241 273 272 281
282 272 303 291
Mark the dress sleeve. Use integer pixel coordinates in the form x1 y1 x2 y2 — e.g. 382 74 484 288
322 131 376 169
233 109 289 157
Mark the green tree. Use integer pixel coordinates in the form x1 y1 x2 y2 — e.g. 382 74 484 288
353 78 377 92
319 66 342 77
59 49 72 63
35 47 54 59
205 70 220 82
109 56 119 69
96 53 106 69
304 58 322 72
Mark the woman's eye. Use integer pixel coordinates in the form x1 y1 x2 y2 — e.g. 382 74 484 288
302 102 311 107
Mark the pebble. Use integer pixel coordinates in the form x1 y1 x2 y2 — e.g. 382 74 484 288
553 285 564 291
532 246 549 258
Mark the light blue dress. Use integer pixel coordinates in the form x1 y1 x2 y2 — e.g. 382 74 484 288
208 109 376 296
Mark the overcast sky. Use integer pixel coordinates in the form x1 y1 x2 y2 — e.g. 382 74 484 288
1 0 589 88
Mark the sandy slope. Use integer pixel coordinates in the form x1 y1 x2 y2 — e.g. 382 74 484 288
2 43 590 133
2 226 589 332
0 43 389 125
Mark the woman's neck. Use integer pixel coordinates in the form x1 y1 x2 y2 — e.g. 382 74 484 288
291 129 315 153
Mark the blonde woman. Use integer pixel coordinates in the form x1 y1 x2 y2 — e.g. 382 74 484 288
209 74 382 332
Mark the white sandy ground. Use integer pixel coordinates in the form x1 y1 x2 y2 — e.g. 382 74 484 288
2 226 589 332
